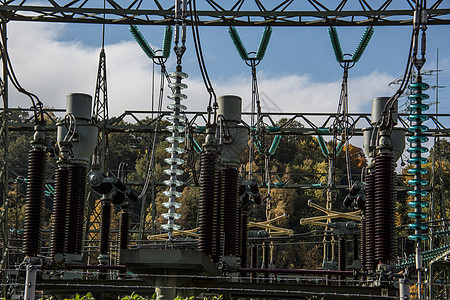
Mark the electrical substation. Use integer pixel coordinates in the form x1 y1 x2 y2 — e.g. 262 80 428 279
1 1 450 299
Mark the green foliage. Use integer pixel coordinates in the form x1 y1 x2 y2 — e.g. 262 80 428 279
121 292 149 300
40 292 95 300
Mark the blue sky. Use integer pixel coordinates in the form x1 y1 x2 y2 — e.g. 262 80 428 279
7 20 450 121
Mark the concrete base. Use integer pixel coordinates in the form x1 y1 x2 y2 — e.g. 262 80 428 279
120 248 220 276
120 248 221 299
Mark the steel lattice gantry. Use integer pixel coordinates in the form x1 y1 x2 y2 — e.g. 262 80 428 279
0 0 448 26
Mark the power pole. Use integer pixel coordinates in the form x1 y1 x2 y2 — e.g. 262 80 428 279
85 22 109 256
0 20 9 298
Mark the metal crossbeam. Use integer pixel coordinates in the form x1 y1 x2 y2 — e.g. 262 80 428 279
4 108 450 137
0 0 448 26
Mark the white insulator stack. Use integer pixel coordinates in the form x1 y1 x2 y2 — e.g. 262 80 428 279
161 71 188 239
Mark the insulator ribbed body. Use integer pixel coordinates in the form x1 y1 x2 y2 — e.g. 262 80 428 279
214 169 223 262
66 164 87 255
100 201 111 255
374 152 394 265
392 173 398 261
119 209 129 250
198 151 217 257
338 237 346 271
222 167 239 256
161 68 188 236
240 213 248 268
364 171 376 271
23 148 46 257
360 216 366 271
407 80 430 241
50 166 70 257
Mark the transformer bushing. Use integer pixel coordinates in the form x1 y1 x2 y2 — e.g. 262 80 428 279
23 125 46 258
362 97 405 271
216 95 248 258
56 94 98 261
198 128 218 259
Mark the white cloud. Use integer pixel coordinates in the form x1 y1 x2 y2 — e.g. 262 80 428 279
7 22 394 124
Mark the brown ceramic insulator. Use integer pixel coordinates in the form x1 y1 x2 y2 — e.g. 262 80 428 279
213 168 223 262
364 171 376 271
67 164 87 255
119 209 129 250
198 151 217 257
374 153 393 265
338 237 346 271
50 166 70 257
23 148 46 257
240 213 248 268
360 216 366 271
99 201 111 255
222 167 239 256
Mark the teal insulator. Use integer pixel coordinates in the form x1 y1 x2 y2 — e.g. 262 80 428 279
408 125 429 133
256 26 272 60
351 26 374 62
269 135 281 155
336 140 344 156
191 137 202 154
253 140 263 154
312 183 324 189
407 168 429 175
162 26 173 59
408 234 429 241
408 135 429 143
407 157 428 164
275 182 285 187
408 179 429 186
228 26 249 60
317 135 329 156
407 146 429 153
409 103 429 111
129 25 156 59
408 93 430 100
408 211 428 218
409 82 430 90
408 190 429 196
408 114 429 122
317 127 330 134
328 27 344 62
407 201 429 208
196 126 206 133
268 126 280 133
408 223 428 229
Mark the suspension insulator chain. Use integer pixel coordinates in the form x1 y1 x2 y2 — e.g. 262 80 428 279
407 79 430 241
161 70 188 239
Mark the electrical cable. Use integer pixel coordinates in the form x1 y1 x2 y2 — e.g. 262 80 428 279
62 113 76 143
0 26 44 124
189 0 217 125
138 68 165 200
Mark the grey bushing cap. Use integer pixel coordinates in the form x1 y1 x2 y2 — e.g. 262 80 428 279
371 97 398 126
66 93 93 120
217 95 242 123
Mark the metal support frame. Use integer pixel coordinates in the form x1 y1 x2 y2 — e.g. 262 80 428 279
85 46 110 261
0 19 8 298
0 1 448 26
